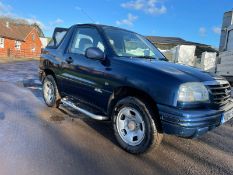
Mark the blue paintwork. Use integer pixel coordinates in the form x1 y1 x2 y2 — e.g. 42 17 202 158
39 24 233 138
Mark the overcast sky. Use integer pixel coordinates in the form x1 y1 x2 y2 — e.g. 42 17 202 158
0 0 232 47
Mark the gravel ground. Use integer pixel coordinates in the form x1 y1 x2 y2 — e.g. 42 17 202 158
0 61 233 175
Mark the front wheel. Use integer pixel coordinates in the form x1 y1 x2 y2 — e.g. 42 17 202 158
42 75 61 108
113 97 163 154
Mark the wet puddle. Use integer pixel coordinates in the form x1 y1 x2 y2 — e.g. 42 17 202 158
50 115 65 122
0 112 5 120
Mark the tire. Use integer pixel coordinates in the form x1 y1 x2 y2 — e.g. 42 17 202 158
42 75 61 108
112 97 163 154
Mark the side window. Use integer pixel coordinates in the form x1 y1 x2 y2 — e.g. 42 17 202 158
55 31 67 45
47 30 67 48
70 27 105 54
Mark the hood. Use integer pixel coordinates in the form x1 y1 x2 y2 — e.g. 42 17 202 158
119 58 222 83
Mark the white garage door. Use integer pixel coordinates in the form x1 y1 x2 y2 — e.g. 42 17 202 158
227 30 233 51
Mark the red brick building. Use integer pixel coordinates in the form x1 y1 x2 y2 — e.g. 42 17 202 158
0 19 42 58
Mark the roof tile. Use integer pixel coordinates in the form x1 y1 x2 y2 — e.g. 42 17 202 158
0 19 35 41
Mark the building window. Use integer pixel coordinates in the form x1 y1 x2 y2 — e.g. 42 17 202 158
32 47 35 52
0 38 4 48
32 34 35 41
15 41 21 50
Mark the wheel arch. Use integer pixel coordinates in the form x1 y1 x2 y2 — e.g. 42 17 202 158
107 86 161 129
42 69 56 82
41 68 63 94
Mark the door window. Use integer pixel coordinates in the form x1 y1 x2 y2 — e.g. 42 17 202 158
70 27 105 54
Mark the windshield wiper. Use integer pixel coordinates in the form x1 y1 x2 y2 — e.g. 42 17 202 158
135 56 156 60
157 57 168 61
136 56 168 61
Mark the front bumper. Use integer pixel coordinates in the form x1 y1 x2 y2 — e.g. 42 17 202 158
158 100 233 138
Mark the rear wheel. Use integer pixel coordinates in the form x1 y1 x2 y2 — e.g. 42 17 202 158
42 75 61 108
113 97 163 154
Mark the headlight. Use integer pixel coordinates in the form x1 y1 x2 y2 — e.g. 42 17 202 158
177 82 209 102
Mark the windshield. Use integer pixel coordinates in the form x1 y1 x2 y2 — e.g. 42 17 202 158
104 28 167 61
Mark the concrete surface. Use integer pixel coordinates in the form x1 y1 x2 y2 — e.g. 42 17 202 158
0 61 233 175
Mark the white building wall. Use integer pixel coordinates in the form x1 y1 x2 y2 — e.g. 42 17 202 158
40 37 49 48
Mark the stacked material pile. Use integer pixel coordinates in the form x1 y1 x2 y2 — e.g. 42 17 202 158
173 45 196 66
201 52 217 72
159 47 176 61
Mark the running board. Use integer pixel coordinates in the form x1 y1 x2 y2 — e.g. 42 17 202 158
61 98 109 121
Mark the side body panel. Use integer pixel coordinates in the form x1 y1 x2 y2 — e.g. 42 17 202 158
60 53 112 113
39 24 221 115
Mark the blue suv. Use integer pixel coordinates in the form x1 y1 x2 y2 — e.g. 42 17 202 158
39 24 233 154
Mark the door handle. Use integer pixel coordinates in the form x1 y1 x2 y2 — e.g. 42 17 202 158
65 57 73 64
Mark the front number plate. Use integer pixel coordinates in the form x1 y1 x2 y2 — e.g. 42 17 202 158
222 108 233 124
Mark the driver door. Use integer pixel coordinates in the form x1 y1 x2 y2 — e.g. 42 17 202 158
61 27 111 111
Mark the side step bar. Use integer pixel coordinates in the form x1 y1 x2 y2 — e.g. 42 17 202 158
61 98 109 121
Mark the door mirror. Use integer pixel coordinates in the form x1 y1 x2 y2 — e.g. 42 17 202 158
85 47 105 61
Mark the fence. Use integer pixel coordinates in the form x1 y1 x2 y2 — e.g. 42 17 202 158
0 49 8 58
0 48 41 59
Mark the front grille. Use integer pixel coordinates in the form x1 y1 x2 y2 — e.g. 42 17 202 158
207 81 232 106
